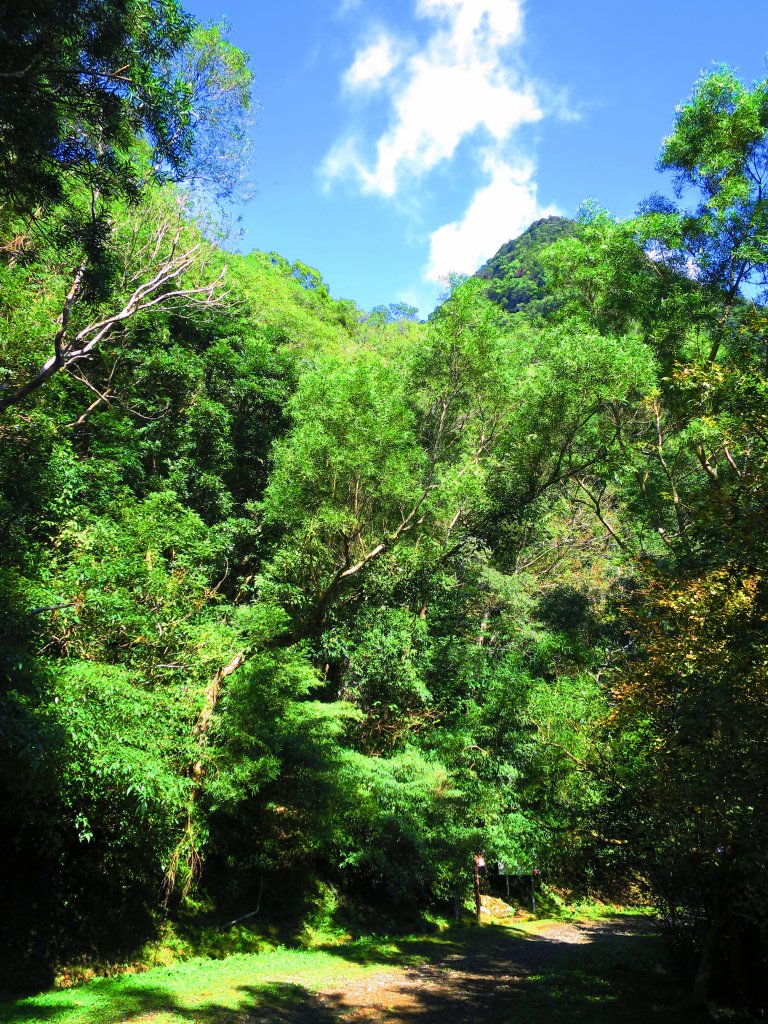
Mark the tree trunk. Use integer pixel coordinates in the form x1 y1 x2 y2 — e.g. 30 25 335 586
164 652 245 898
191 651 245 786
692 911 724 1008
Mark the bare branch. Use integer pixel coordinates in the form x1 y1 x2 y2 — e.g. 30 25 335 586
0 205 227 414
28 602 77 615
574 477 633 554
722 444 743 479
64 388 113 428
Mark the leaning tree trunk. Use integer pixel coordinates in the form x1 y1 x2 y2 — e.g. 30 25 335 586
164 652 245 898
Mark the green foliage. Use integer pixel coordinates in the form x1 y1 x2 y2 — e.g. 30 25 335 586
0 2 254 221
655 65 768 300
3 41 768 1013
170 21 255 203
475 215 578 316
366 301 420 324
0 0 193 214
39 659 194 855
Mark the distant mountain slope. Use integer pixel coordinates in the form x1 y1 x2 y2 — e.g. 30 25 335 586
475 216 577 315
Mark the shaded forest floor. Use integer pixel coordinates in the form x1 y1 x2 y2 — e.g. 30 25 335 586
0 916 726 1024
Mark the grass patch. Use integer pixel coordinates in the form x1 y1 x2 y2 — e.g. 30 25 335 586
0 946 379 1024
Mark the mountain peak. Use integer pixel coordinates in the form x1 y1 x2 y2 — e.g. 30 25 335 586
476 216 577 315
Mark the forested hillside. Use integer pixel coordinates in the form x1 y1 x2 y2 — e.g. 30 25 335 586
1 7 767 1011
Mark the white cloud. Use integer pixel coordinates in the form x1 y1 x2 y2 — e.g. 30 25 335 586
343 35 401 91
322 0 541 197
426 153 558 282
323 0 564 305
418 0 524 55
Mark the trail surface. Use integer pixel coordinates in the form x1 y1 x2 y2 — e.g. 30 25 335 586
2 916 704 1024
232 917 696 1024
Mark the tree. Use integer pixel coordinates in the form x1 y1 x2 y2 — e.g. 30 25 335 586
367 302 420 324
612 564 768 1006
0 0 194 214
163 21 255 206
258 278 512 642
643 66 768 361
534 67 768 1006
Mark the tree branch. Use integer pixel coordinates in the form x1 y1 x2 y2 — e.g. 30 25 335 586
0 210 227 414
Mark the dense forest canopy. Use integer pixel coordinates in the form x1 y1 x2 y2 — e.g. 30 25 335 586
1 7 767 1010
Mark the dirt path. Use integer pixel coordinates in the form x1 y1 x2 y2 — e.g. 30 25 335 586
237 917 698 1024
317 920 601 1023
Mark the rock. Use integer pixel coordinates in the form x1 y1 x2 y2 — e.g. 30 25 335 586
480 895 515 919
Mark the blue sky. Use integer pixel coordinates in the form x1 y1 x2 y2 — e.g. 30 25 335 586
185 0 768 316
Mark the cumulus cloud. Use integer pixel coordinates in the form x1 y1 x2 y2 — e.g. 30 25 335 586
426 153 559 282
324 0 563 300
343 34 401 91
322 0 541 197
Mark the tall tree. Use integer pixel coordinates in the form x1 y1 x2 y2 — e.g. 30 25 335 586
644 66 768 361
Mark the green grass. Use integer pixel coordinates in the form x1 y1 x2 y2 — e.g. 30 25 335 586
0 946 380 1024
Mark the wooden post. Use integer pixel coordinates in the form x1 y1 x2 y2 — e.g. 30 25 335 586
473 853 482 923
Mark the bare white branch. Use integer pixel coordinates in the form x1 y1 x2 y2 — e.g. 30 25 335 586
0 199 227 414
